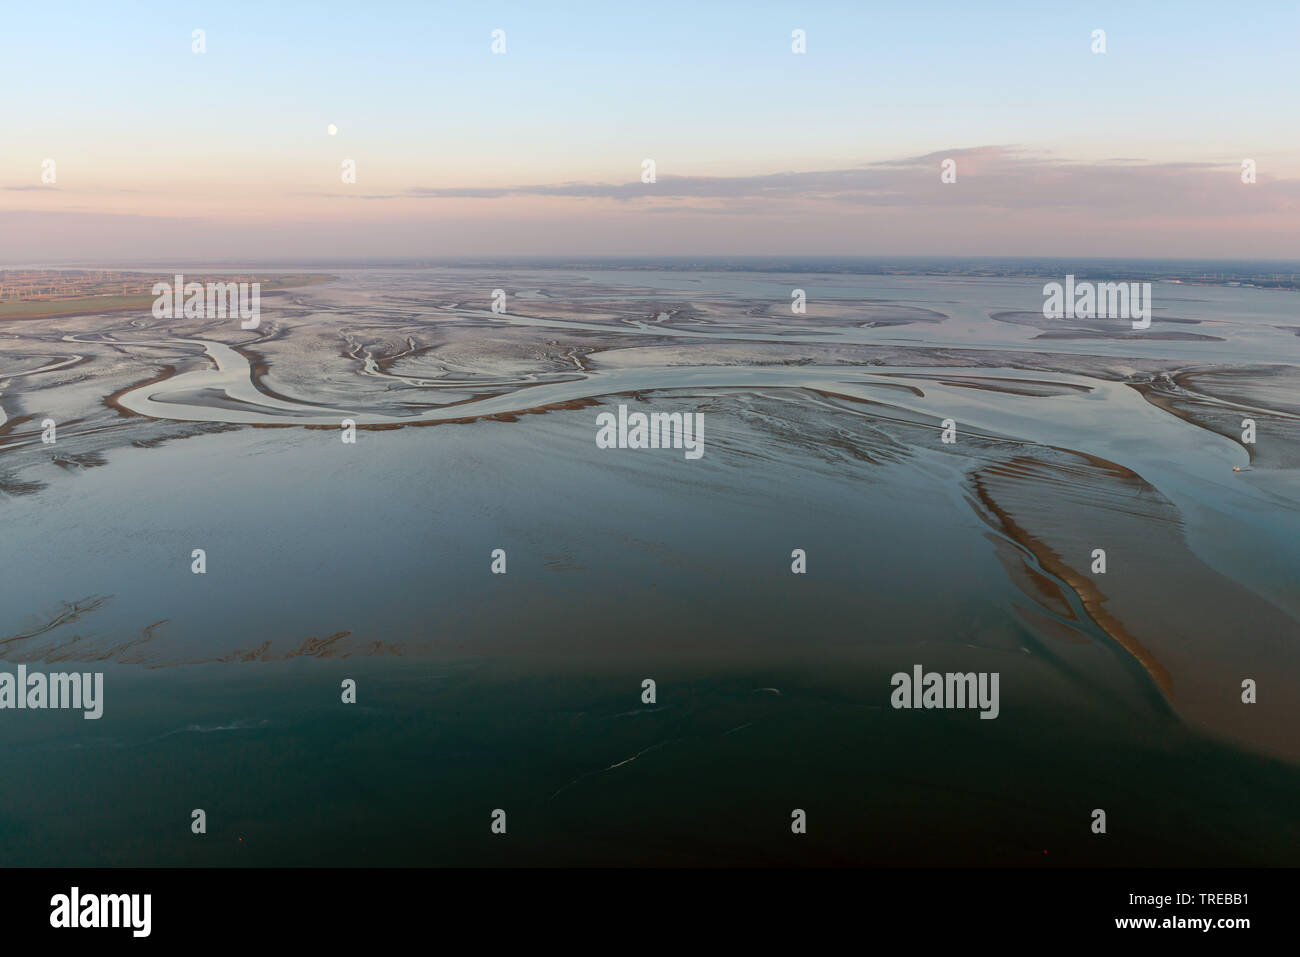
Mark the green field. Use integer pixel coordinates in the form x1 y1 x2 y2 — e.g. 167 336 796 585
0 273 333 321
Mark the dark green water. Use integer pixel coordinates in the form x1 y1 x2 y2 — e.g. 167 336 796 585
2 401 1297 865
3 657 1297 866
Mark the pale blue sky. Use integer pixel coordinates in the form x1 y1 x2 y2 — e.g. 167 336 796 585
3 1 1298 258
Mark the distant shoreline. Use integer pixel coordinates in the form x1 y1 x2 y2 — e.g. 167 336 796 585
0 273 335 322
4 260 1298 292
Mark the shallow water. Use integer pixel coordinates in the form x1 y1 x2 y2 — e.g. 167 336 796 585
1 267 1298 865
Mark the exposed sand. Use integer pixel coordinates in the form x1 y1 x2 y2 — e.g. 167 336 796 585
968 448 1300 760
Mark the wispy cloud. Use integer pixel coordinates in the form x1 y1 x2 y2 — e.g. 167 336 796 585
391 147 1300 217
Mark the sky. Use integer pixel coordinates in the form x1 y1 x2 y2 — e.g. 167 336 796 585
3 0 1299 261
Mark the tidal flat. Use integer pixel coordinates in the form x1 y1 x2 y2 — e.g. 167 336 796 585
1 266 1298 865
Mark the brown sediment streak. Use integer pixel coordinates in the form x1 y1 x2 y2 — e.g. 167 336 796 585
0 596 113 653
236 346 332 409
1129 380 1252 460
0 413 38 439
975 522 1078 620
104 365 176 417
51 451 108 470
0 416 89 456
0 476 44 495
967 457 1173 695
165 631 408 665
928 378 1087 397
52 354 94 373
883 372 1091 397
0 597 414 666
130 422 243 448
1173 367 1300 413
37 618 170 664
812 383 924 403
292 393 609 431
445 394 605 424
